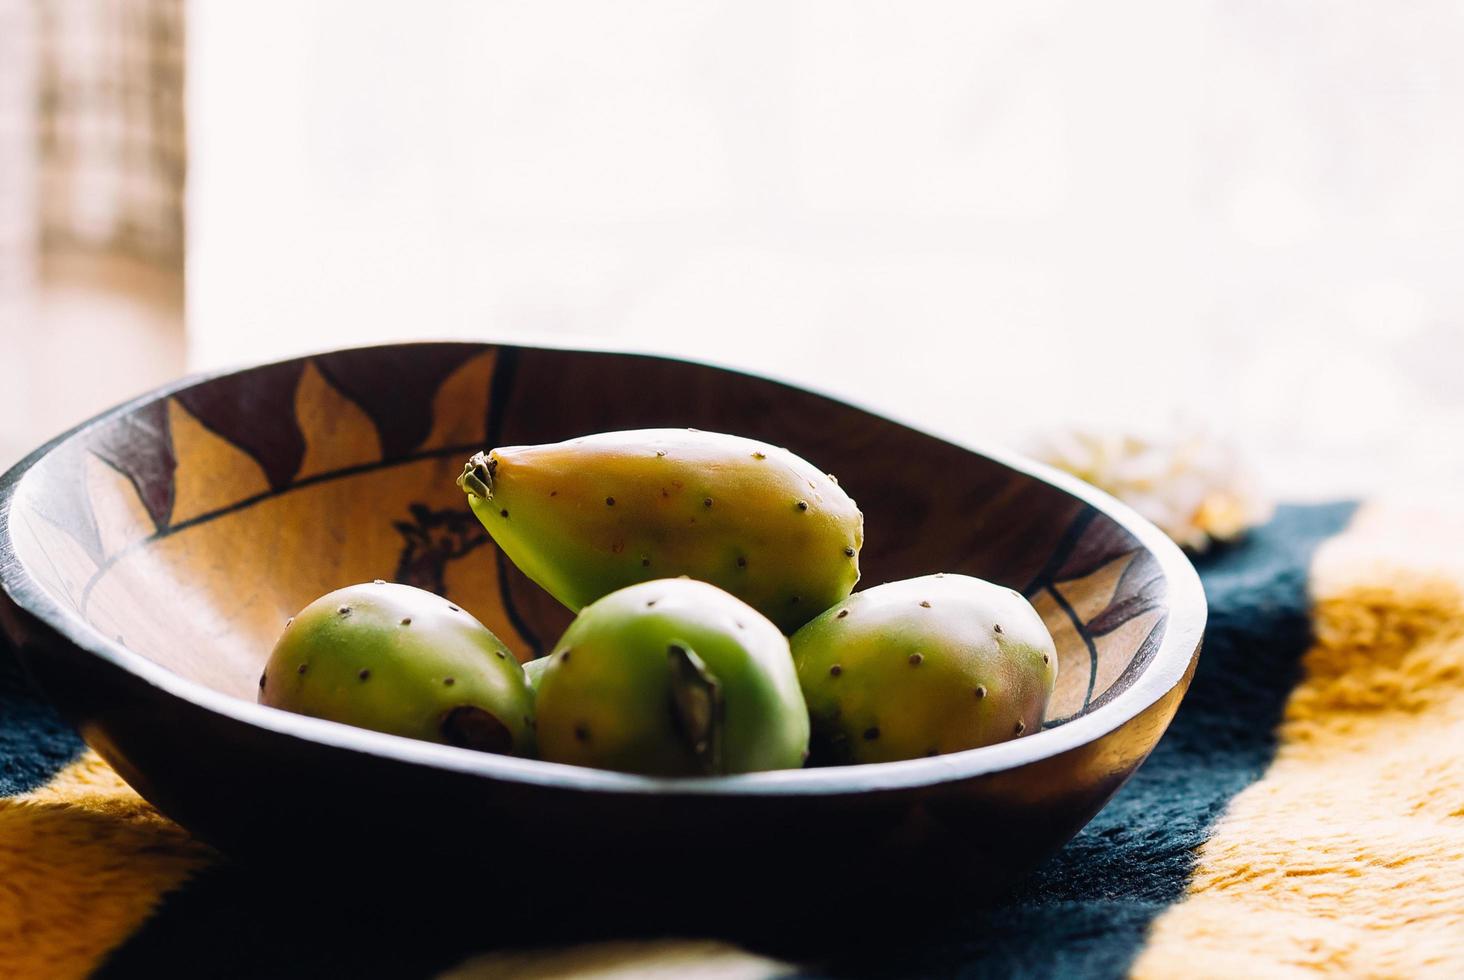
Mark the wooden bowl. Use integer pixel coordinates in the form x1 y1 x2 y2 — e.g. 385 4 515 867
0 342 1204 923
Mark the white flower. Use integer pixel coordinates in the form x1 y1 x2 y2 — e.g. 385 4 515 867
1027 421 1274 552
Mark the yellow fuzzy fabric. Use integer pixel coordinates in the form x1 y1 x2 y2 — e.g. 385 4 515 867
1133 500 1464 978
0 751 215 979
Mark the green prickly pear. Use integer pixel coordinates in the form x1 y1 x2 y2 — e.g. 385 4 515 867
457 429 863 633
791 573 1057 764
259 582 534 755
533 578 809 776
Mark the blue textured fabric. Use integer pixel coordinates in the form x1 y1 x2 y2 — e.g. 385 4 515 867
0 503 1354 978
0 635 85 796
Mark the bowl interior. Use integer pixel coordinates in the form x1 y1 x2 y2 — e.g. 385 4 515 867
6 343 1168 735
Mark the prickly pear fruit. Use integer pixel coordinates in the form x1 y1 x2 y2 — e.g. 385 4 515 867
259 582 534 755
791 574 1056 764
533 578 809 776
457 429 863 633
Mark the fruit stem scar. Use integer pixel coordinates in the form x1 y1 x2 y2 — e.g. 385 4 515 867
668 644 724 774
457 452 496 499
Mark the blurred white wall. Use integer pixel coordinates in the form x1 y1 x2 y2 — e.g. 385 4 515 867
189 1 1464 498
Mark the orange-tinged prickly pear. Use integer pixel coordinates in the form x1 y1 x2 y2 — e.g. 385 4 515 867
458 429 862 633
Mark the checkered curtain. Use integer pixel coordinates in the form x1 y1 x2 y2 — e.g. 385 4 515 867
0 0 184 287
0 1 38 309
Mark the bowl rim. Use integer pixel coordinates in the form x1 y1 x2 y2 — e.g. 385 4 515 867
0 339 1206 797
